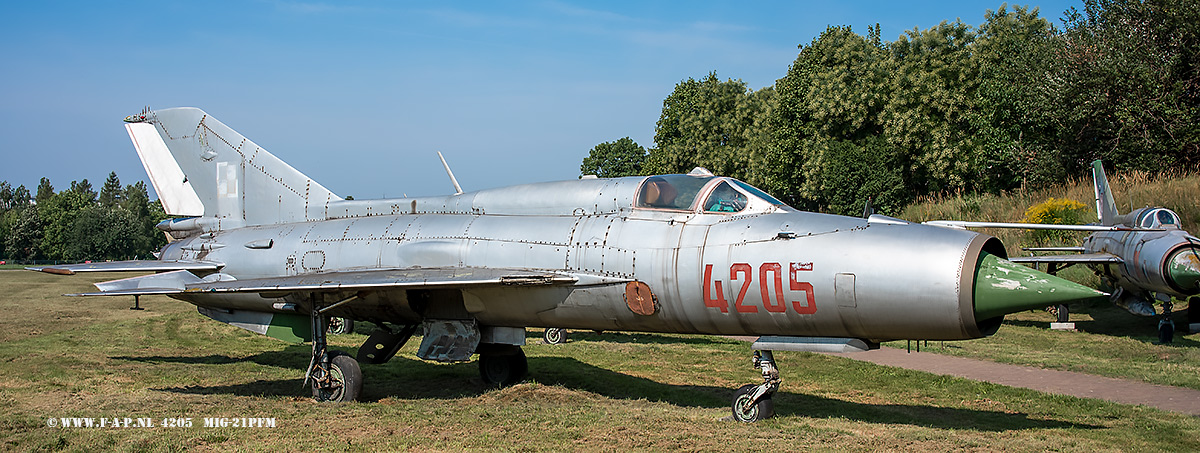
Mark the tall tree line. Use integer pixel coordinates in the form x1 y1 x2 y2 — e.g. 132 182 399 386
0 172 168 262
582 0 1200 216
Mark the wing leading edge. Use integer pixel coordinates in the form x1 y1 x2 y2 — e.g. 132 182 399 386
184 268 583 294
71 267 617 297
27 260 222 275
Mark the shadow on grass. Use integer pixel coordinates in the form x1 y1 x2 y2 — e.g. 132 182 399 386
123 350 1094 431
114 348 311 368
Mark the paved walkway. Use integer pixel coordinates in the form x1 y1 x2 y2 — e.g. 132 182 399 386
826 347 1200 416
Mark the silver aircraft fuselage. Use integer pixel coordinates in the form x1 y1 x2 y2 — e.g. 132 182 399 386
163 174 1008 342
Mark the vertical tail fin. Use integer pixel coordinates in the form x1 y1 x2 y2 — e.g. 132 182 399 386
124 107 340 227
1092 160 1119 225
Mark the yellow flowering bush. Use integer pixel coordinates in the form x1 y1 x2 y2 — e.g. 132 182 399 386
1021 197 1090 245
1021 197 1089 224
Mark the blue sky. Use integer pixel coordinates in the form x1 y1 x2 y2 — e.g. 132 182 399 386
0 0 1078 199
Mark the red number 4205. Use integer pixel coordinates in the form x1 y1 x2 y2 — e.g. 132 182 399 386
703 262 816 315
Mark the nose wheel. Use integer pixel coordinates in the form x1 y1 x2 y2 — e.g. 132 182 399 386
543 328 567 344
731 350 780 422
327 316 354 335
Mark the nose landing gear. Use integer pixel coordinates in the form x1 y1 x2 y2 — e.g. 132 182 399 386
731 350 780 422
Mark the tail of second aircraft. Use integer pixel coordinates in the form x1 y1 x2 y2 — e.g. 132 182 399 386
1092 160 1119 226
124 107 341 228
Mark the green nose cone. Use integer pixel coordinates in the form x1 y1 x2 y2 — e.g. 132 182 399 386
1169 248 1200 291
974 252 1108 321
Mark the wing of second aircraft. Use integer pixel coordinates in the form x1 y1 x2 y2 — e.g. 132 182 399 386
1009 253 1123 265
924 220 1151 231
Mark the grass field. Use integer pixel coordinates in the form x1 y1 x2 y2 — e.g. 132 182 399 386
4 271 1200 451
885 302 1200 390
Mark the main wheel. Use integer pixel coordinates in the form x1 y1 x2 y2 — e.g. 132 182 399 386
478 346 528 387
1159 320 1176 344
1056 304 1070 323
313 351 362 402
1189 297 1199 328
731 384 774 422
328 317 354 335
543 328 567 345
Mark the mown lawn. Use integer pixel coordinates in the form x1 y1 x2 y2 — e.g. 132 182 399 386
887 298 1200 391
3 270 1200 452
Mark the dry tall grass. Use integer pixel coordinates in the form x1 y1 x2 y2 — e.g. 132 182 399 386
902 169 1200 258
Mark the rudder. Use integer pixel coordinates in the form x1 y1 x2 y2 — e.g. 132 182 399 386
1092 160 1119 225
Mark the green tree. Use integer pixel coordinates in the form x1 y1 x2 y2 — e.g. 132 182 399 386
5 207 42 261
99 172 122 207
645 72 775 182
969 5 1061 191
67 179 96 203
1 182 33 259
66 206 144 260
881 20 980 195
122 181 168 257
762 25 891 210
1052 0 1200 174
35 177 54 205
121 181 151 219
38 188 95 260
810 137 907 216
580 137 647 178
0 182 12 212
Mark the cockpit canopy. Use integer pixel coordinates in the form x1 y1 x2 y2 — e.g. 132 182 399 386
1137 208 1182 229
635 172 785 214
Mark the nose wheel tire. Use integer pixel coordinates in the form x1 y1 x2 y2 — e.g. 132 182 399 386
731 384 774 422
543 328 567 345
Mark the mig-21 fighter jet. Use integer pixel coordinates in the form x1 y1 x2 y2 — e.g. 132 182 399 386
30 107 1107 422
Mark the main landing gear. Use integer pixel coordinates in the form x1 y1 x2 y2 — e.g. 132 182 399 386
731 350 780 422
306 312 530 401
306 305 362 402
1157 300 1176 345
477 343 528 387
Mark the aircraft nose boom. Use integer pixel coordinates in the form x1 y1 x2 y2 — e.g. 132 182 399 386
972 252 1109 321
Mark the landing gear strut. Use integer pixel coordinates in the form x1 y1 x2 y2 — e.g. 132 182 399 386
306 301 362 402
731 350 779 422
